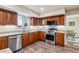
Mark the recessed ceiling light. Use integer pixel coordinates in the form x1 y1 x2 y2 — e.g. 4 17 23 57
40 7 44 11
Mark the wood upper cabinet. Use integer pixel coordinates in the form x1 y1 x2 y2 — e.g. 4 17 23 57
22 33 29 48
56 16 64 25
0 9 4 25
4 10 17 25
30 17 34 26
55 32 64 46
42 19 47 25
42 15 64 25
10 12 17 25
3 10 8 25
30 17 43 26
0 36 8 50
0 8 17 25
4 11 11 25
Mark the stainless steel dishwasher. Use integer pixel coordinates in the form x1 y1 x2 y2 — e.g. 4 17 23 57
8 35 22 52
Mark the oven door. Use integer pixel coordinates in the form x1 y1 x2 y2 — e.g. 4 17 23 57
46 34 55 45
46 34 54 41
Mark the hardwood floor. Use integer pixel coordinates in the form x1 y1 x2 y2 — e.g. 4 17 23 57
17 41 79 53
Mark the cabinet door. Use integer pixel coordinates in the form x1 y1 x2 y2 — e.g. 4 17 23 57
41 32 46 41
0 37 8 50
10 13 17 25
4 10 17 25
60 16 64 25
55 33 64 46
42 19 47 25
29 32 35 44
34 32 38 42
0 9 4 25
57 16 64 25
22 33 29 48
7 12 17 25
3 10 7 25
39 19 42 25
30 17 33 25
6 12 11 25
37 32 40 40
39 32 46 41
30 17 42 26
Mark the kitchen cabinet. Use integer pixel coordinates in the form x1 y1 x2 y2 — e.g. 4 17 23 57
36 18 42 25
10 12 17 25
38 31 46 41
29 31 45 44
56 16 64 25
30 17 43 26
0 36 8 50
29 32 35 44
30 17 35 26
42 19 47 25
38 19 42 25
34 32 39 42
0 9 4 25
22 31 46 48
4 10 17 25
0 8 17 25
55 32 64 46
22 33 29 48
42 15 64 25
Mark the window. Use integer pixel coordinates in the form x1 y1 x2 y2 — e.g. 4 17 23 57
17 15 29 27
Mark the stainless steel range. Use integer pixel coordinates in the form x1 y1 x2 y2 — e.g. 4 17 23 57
46 26 57 45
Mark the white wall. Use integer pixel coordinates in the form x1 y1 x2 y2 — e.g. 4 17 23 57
65 8 79 37
0 5 39 17
65 14 79 45
0 5 66 17
65 15 79 37
40 8 65 17
66 8 79 16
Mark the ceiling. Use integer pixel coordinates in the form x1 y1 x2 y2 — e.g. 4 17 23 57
21 5 79 15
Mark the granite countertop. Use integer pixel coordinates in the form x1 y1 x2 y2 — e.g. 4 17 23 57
0 48 12 53
0 31 23 37
0 28 46 37
0 29 65 37
55 31 65 33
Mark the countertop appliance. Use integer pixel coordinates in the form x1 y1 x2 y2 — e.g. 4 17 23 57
8 34 21 52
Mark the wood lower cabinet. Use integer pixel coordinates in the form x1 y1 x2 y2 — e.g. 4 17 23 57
22 31 46 48
0 36 8 50
22 33 29 48
55 32 64 46
34 32 38 42
38 31 46 41
29 32 35 44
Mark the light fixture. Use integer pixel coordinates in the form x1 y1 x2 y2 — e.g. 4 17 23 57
40 7 44 11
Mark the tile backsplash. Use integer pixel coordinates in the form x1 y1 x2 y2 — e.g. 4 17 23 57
0 25 23 32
